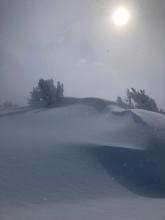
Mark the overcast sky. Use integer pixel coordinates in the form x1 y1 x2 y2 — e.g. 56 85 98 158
1 0 165 107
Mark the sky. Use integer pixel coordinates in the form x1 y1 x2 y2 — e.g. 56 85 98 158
0 0 165 108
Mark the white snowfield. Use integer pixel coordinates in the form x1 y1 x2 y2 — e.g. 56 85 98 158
0 100 165 220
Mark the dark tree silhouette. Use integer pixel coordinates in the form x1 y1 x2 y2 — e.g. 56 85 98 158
117 88 164 114
29 78 64 107
127 88 159 112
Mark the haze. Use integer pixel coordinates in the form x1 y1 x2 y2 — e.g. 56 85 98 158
0 0 165 107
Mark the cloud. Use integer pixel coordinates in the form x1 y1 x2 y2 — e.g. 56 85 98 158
0 0 165 108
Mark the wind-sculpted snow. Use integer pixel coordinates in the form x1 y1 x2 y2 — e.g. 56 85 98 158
0 101 165 220
0 104 156 150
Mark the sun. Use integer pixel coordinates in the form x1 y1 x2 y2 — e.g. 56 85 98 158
112 7 130 27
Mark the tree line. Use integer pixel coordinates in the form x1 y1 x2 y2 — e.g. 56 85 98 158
29 79 164 114
1 78 164 114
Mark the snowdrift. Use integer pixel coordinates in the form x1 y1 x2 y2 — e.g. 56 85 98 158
0 99 165 220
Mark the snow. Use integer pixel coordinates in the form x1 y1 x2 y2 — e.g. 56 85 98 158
0 102 165 219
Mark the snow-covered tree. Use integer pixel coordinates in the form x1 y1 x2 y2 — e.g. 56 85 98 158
56 81 64 101
28 87 41 106
127 88 159 112
29 78 64 107
38 79 57 106
116 96 129 109
116 88 164 114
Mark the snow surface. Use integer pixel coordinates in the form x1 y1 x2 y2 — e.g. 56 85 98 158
0 102 165 220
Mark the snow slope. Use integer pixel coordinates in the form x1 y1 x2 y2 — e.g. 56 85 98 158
0 100 165 220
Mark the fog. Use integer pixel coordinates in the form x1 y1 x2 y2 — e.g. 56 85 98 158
1 0 165 107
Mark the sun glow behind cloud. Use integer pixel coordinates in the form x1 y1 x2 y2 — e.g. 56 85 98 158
112 7 130 27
